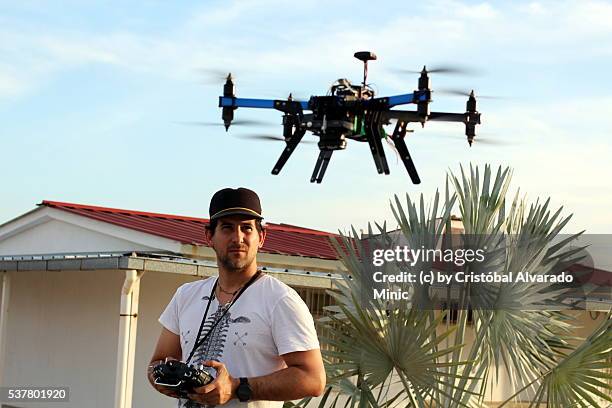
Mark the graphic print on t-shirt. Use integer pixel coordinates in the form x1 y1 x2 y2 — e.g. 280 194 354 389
178 298 251 408
192 297 251 366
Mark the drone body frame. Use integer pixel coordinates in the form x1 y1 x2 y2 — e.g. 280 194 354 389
218 51 481 184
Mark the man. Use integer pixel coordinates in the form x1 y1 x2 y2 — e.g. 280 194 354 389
148 187 326 407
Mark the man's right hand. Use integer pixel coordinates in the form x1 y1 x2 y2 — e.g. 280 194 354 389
147 358 181 399
149 328 184 399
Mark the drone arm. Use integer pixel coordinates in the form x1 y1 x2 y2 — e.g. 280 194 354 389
428 112 466 122
390 90 430 108
384 110 469 123
386 110 480 146
382 110 423 123
218 97 309 111
370 90 430 108
427 111 481 145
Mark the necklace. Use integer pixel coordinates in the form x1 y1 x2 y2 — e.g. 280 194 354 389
216 272 262 297
217 283 241 296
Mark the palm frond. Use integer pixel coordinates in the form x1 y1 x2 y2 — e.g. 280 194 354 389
306 164 610 408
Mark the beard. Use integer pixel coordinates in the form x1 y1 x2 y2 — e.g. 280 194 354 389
217 248 256 272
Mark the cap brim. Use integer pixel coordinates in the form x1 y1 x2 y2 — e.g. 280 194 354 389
210 207 263 221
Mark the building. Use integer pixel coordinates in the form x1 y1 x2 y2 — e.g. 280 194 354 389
0 201 343 408
0 201 609 407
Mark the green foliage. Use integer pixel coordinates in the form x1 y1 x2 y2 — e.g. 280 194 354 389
285 164 611 408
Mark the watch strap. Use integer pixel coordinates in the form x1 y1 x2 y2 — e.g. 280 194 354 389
237 377 252 402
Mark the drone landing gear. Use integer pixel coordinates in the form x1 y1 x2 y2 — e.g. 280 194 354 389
365 112 390 175
271 128 306 175
391 120 421 184
311 150 333 183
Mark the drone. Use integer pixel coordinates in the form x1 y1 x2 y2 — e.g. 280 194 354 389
218 51 481 184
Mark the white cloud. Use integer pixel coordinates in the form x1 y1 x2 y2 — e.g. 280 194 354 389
39 35 120 65
0 65 26 96
522 2 545 15
2 0 612 100
425 0 499 19
485 97 612 144
569 1 612 35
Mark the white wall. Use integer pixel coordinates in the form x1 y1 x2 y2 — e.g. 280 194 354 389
1 269 200 408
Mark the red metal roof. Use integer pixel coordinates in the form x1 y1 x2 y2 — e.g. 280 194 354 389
36 201 612 289
40 200 341 260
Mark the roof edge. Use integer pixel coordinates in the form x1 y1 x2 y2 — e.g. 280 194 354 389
41 200 338 236
41 200 209 223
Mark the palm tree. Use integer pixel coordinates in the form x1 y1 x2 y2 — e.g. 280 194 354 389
286 164 611 408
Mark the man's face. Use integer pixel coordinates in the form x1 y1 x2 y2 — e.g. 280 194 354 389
205 215 266 272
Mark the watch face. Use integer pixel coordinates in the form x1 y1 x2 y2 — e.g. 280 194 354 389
237 379 252 402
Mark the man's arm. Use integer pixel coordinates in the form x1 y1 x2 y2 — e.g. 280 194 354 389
250 349 326 400
189 349 326 405
147 327 183 398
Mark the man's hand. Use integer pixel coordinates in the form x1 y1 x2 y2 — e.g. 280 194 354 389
187 360 239 406
147 358 181 399
148 328 183 399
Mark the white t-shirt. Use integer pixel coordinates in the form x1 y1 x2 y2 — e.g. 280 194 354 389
159 273 320 408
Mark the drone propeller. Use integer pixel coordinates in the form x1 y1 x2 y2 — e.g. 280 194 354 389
176 119 271 127
472 137 515 146
437 88 504 100
384 137 401 164
394 64 482 76
272 92 309 101
197 68 235 85
435 133 515 146
236 134 316 144
199 68 310 101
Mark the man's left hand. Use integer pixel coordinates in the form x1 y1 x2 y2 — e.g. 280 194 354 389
188 360 239 405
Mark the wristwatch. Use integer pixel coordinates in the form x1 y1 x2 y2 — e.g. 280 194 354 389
236 377 252 402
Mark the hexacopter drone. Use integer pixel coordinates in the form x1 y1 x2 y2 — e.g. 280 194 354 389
218 51 481 184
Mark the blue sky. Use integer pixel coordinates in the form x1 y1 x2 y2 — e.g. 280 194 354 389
1 0 611 234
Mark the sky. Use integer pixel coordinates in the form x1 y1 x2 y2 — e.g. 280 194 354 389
1 0 612 236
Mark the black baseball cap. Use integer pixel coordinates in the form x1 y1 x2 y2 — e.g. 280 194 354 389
209 187 263 221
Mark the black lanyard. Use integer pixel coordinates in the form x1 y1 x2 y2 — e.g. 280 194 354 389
186 270 262 364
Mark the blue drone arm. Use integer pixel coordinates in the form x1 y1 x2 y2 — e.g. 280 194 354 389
218 97 309 110
370 90 430 108
219 95 309 130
